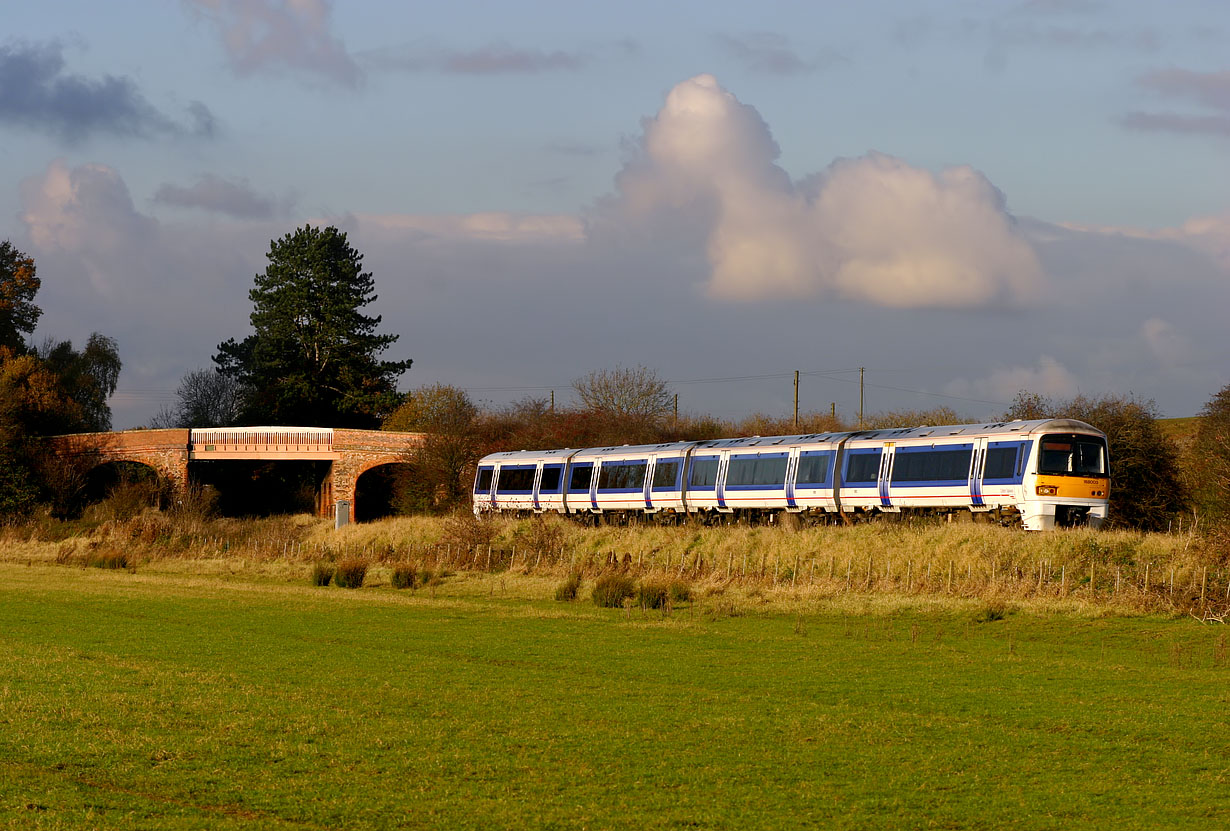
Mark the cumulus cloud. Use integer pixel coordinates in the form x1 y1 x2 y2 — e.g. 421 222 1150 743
185 0 362 87
607 74 1045 307
1057 212 1230 272
0 40 216 142
1140 318 1194 367
1123 68 1230 138
20 160 156 272
945 356 1081 405
153 174 287 219
362 41 587 74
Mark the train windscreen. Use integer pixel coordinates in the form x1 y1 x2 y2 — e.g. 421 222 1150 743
1038 434 1107 477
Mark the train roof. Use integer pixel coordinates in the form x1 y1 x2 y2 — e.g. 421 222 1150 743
476 419 1103 465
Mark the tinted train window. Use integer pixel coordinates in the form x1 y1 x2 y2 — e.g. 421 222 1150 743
689 457 719 489
845 451 881 485
475 467 493 493
984 447 1018 480
727 455 788 488
568 464 593 492
796 453 831 487
653 460 680 489
1039 434 1107 476
497 466 535 493
598 461 647 491
891 448 971 484
540 465 562 493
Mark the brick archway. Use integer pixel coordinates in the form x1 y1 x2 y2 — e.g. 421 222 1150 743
46 427 425 523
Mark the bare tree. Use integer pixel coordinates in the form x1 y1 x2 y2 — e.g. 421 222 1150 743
572 365 672 423
152 368 246 428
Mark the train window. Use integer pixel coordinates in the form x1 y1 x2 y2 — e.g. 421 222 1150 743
891 447 972 484
652 460 680 489
727 455 788 488
1039 434 1106 476
539 465 563 493
984 446 1019 480
598 461 647 491
497 466 536 493
795 453 832 487
568 464 593 492
475 467 494 493
844 450 881 485
689 457 719 489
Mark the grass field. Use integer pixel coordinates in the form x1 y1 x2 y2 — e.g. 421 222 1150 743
2 559 1228 830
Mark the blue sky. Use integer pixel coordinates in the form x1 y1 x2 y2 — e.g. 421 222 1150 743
2 0 1228 428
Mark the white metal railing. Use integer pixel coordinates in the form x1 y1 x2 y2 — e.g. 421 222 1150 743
189 427 334 452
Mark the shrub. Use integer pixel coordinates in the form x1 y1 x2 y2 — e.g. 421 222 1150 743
669 580 694 604
975 601 1009 623
87 550 130 570
592 573 635 608
555 572 582 602
637 580 670 609
391 563 417 590
334 558 368 589
311 562 335 587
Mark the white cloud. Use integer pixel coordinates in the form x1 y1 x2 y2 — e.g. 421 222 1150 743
945 356 1080 404
607 74 1046 307
20 160 156 291
354 212 585 244
1140 318 1193 367
185 0 362 87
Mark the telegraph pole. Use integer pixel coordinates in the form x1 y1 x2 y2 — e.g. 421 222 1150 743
550 389 554 414
858 367 865 428
793 370 799 430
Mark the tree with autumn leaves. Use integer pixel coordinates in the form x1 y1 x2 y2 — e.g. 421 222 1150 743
0 240 123 516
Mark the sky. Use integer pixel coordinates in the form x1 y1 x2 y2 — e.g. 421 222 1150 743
2 0 1228 429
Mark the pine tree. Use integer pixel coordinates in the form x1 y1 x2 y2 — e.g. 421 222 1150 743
215 225 411 427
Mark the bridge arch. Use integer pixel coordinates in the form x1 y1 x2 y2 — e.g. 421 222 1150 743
45 426 425 524
354 460 416 522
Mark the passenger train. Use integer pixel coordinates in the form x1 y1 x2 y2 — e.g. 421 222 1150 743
472 419 1110 531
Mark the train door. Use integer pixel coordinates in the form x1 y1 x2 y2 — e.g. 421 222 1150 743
716 451 731 511
532 465 543 512
785 448 800 510
877 443 896 510
969 437 988 509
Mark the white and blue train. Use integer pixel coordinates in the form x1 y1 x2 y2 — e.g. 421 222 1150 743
472 419 1110 531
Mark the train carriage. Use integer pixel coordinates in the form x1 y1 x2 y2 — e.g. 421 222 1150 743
473 418 1109 530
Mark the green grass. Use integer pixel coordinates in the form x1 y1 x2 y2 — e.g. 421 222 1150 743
1 563 1228 830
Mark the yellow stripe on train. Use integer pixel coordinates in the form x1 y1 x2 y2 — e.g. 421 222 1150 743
1034 475 1109 500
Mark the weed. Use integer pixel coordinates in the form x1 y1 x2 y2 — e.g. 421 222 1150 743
311 562 335 587
592 573 635 608
669 580 694 604
554 572 582 602
390 563 417 590
87 550 130 570
334 558 368 589
636 580 670 610
975 601 1010 623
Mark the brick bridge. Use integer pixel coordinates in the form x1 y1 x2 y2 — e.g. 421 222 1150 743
46 427 425 523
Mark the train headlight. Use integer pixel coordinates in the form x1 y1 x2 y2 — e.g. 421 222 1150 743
1036 484 1058 496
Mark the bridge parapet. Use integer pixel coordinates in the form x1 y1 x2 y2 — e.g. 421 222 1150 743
189 426 335 460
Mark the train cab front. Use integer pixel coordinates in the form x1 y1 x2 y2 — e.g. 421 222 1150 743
1026 432 1110 530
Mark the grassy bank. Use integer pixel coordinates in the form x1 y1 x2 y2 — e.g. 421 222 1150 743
1 561 1227 830
2 512 1227 618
